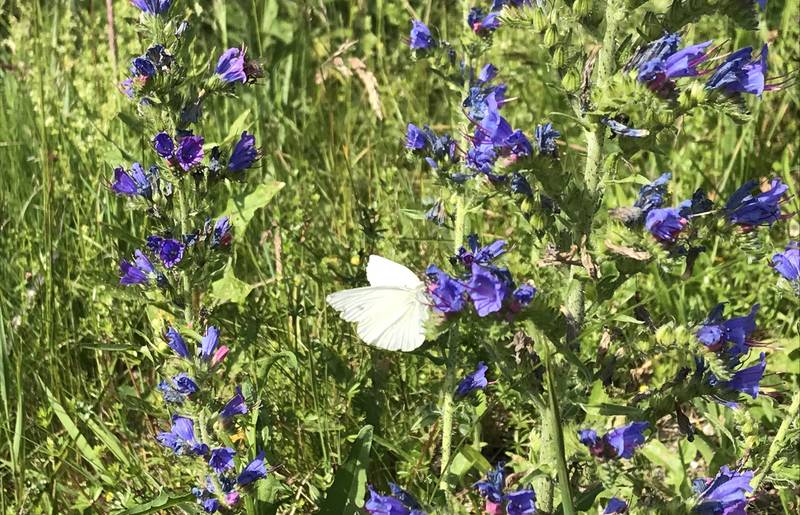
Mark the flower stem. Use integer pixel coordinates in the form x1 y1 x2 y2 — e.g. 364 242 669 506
176 176 193 325
752 390 800 491
543 339 575 515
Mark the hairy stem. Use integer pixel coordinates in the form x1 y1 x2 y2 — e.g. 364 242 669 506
177 177 193 325
752 390 800 490
544 339 575 515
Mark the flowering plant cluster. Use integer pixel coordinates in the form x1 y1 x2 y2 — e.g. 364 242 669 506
356 0 795 513
109 1 278 512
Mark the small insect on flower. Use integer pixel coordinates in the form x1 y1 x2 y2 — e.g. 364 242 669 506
692 466 753 514
455 362 489 398
408 20 435 51
327 256 431 352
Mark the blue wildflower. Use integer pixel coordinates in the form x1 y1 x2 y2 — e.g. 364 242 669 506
725 178 787 226
220 386 248 418
604 497 628 514
478 63 498 82
153 132 175 158
208 447 236 474
130 56 157 78
409 20 435 50
237 451 269 486
505 489 536 515
512 284 536 307
426 265 467 314
771 242 800 285
156 415 208 455
645 207 687 243
147 236 185 268
693 466 753 514
466 263 511 317
468 8 501 36
228 131 259 172
405 123 428 150
216 48 247 84
578 421 649 459
534 123 560 157
119 249 156 286
157 373 198 404
455 362 489 398
165 326 190 358
464 80 507 120
474 462 506 504
491 0 531 8
718 353 767 399
199 326 220 360
626 32 681 73
365 484 427 515
678 188 714 218
388 483 424 512
637 37 712 94
405 124 458 169
706 45 769 96
112 163 153 198
130 0 171 15
175 135 205 171
696 304 759 357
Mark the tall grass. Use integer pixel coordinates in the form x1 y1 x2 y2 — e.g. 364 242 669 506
0 0 797 512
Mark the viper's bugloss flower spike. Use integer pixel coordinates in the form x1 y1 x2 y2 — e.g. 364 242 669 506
725 177 787 226
455 361 489 398
220 386 248 418
458 237 507 266
208 447 236 474
771 242 800 284
175 134 205 171
505 489 536 515
228 131 260 172
237 451 269 486
119 249 155 286
706 45 769 96
165 326 190 358
153 132 175 158
409 20 435 50
604 497 628 514
534 122 560 157
693 466 753 514
216 48 247 84
426 265 467 314
131 0 171 15
199 326 220 360
147 236 185 268
645 207 688 243
696 304 759 357
578 422 649 459
156 415 208 455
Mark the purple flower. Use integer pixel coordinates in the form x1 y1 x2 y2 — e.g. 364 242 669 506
130 0 171 15
534 123 560 157
365 484 426 515
693 466 753 514
455 362 489 398
165 326 190 358
175 135 205 171
406 124 458 169
719 353 767 399
634 172 671 215
153 132 175 158
637 38 712 93
645 208 687 243
147 236 185 268
405 123 428 150
216 48 247 84
119 249 155 286
696 304 759 357
578 422 649 459
199 326 220 360
706 45 769 96
208 447 236 474
157 373 198 403
505 489 536 515
466 263 510 317
426 265 467 313
130 56 157 78
220 386 248 418
726 178 787 226
409 20 435 50
468 8 501 36
771 242 800 283
466 144 498 174
156 415 208 455
228 131 259 172
478 63 498 82
604 497 628 514
111 163 153 198
464 83 507 120
512 285 536 307
678 188 714 218
210 217 233 247
388 483 423 512
237 451 268 486
474 462 506 504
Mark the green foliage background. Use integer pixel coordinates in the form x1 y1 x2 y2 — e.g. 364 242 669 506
0 0 797 513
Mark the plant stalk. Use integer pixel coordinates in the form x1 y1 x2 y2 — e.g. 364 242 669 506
544 339 575 515
752 390 800 490
177 176 193 325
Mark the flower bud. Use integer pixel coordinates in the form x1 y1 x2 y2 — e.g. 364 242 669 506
573 0 593 17
561 68 580 91
532 9 547 32
544 25 559 48
553 48 565 68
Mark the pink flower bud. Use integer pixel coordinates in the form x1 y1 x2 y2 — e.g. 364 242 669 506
211 345 229 367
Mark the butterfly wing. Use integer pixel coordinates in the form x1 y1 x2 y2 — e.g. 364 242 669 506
326 285 429 352
366 255 423 289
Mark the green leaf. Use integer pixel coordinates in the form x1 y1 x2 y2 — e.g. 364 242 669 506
220 181 285 231
210 261 255 305
113 492 196 515
317 425 373 515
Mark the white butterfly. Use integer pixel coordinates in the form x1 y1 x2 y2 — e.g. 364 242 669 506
326 255 430 352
